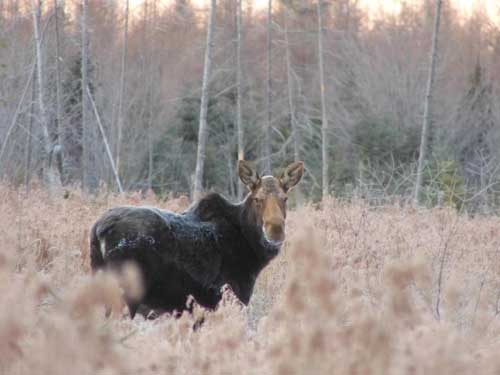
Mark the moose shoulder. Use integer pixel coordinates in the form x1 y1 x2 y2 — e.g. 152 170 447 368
90 161 304 318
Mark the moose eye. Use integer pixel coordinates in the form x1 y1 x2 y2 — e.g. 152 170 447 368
283 197 288 203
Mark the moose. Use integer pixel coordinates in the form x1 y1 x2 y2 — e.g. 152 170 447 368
90 160 304 319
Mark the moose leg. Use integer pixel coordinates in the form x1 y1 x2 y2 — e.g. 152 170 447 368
192 315 205 331
127 302 140 319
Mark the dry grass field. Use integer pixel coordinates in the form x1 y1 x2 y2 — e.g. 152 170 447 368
3 185 500 374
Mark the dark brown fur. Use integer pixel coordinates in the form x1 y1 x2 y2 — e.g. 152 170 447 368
90 161 304 318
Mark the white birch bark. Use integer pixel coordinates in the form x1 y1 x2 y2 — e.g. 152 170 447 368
53 0 63 179
236 0 244 198
115 0 129 173
31 0 62 192
25 65 37 193
54 0 62 148
81 0 91 191
263 0 272 174
193 0 217 200
414 0 442 205
147 0 157 191
284 8 302 204
317 0 329 198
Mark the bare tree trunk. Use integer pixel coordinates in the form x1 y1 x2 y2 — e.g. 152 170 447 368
31 0 61 192
147 0 157 191
284 9 302 205
25 65 37 193
284 12 299 163
414 0 442 205
115 0 129 174
81 0 93 192
147 117 153 190
86 85 124 193
317 0 329 199
263 0 272 174
53 0 63 179
236 0 244 198
193 0 217 200
224 122 235 198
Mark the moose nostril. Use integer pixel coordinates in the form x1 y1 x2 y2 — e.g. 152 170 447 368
273 224 284 234
264 223 285 242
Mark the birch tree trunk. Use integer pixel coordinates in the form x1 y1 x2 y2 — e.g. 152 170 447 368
115 0 129 174
25 65 37 193
147 0 157 191
317 0 329 199
31 0 61 193
147 104 153 190
263 0 272 174
53 0 63 179
224 121 235 198
236 0 244 198
81 0 93 192
193 0 216 200
414 0 442 205
284 8 302 204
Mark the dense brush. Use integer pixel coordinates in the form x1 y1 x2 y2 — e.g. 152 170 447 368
2 185 500 374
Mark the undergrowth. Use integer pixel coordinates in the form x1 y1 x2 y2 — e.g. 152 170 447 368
2 185 500 374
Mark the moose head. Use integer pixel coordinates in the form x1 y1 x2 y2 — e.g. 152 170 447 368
238 160 304 246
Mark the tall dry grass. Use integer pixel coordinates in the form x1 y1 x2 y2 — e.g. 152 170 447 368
2 185 500 374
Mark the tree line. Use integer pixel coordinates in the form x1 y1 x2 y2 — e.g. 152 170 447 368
1 0 500 211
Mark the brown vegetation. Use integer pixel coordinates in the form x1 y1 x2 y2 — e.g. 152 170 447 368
3 185 500 374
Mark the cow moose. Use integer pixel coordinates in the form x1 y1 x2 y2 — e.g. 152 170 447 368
90 160 304 319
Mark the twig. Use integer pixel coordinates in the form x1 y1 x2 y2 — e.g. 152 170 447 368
86 85 124 193
434 211 461 321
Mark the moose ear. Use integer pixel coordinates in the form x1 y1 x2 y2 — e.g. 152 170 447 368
238 160 260 190
280 161 304 191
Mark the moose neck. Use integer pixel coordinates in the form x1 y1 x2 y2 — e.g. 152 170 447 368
186 192 280 263
238 195 280 262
